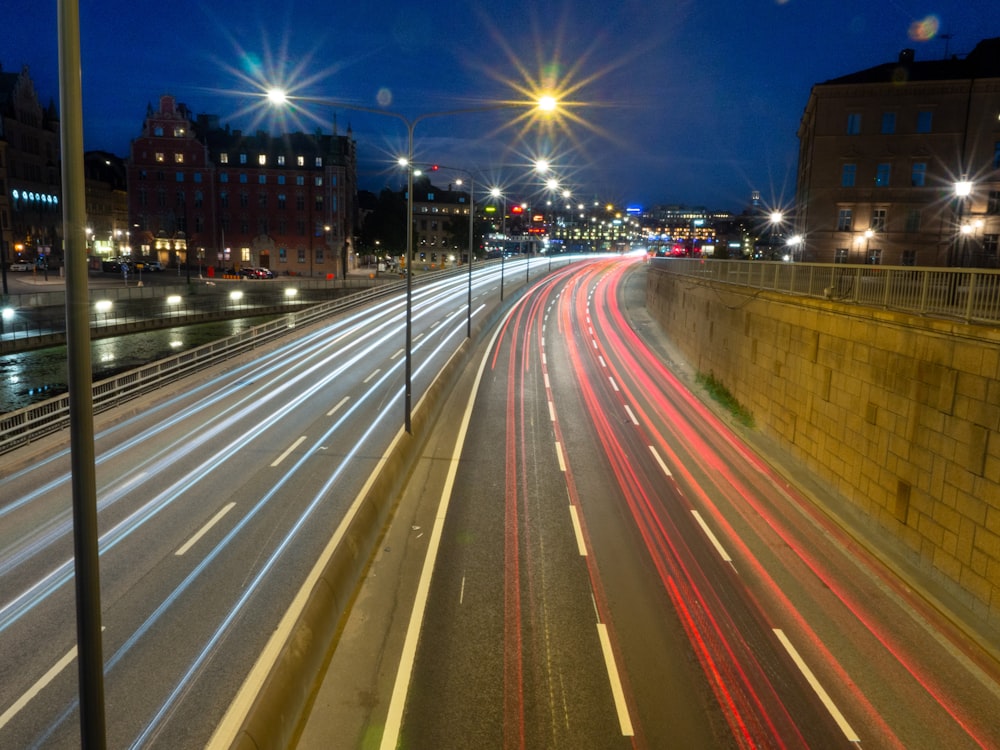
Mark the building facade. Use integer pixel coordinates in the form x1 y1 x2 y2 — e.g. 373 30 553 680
795 38 1000 267
0 64 62 269
127 95 358 276
83 150 128 259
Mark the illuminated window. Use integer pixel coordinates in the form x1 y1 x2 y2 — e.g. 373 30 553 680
258 154 267 165
277 155 285 166
155 152 165 163
174 126 185 136
297 156 305 166
239 153 247 164
315 177 323 186
175 153 184 163
836 209 852 231
220 153 229 164
871 209 887 232
315 157 322 167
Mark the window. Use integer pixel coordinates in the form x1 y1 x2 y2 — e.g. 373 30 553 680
989 190 1000 215
240 192 249 208
176 190 185 208
155 152 165 163
278 175 286 185
427 192 436 201
194 190 203 208
837 208 853 231
875 163 891 187
194 173 202 183
297 156 305 166
258 154 267 166
841 164 856 187
258 174 267 185
905 208 921 232
917 110 933 133
220 153 229 164
174 126 185 137
239 174 248 184
866 247 882 265
315 195 323 211
174 153 184 163
834 248 849 264
297 219 306 236
258 217 268 234
239 154 247 164
279 247 287 262
315 157 322 167
277 155 285 166
901 249 916 266
296 194 305 210
220 191 229 208
911 162 926 186
315 176 323 186
138 189 147 207
316 247 324 263
298 248 306 263
176 172 184 182
154 126 164 136
219 172 229 183
880 112 896 134
871 208 887 232
241 248 251 263
846 113 861 135
296 176 305 186
259 193 267 208
277 193 287 209
984 234 998 265
157 189 166 208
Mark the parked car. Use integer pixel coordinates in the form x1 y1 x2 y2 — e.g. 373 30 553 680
134 260 164 272
9 261 33 271
254 267 275 279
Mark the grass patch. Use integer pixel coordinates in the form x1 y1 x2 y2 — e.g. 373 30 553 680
696 371 755 429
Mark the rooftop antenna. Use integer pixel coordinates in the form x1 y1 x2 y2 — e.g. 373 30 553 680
940 33 953 59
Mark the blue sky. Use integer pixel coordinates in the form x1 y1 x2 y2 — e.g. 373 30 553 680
2 0 995 211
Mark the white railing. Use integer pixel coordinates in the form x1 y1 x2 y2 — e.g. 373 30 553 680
649 258 1000 324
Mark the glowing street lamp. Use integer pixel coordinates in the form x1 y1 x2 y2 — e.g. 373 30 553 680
267 88 556 433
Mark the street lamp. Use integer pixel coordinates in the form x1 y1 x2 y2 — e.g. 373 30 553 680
951 178 973 267
267 89 555 433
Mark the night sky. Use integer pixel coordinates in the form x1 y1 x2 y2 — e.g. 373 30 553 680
3 0 995 212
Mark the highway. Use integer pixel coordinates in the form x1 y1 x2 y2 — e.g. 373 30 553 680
315 256 1000 749
0 258 543 748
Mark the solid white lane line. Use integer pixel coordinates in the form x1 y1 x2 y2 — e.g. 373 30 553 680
555 441 567 472
0 625 107 730
176 503 236 556
271 436 307 467
624 405 639 425
691 510 732 562
648 445 672 477
597 623 635 736
326 396 350 417
773 629 860 743
364 369 381 384
569 505 587 556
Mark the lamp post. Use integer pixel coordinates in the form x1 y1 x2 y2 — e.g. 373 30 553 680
490 187 507 300
768 210 783 260
431 166 477 338
268 90 554 433
951 178 973 267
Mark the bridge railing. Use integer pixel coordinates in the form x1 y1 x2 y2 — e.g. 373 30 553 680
649 258 1000 324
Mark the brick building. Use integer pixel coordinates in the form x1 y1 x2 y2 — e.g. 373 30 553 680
127 95 357 276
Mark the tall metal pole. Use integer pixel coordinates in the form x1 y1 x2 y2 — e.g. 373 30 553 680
467 175 474 338
58 0 107 746
404 123 414 434
500 196 506 301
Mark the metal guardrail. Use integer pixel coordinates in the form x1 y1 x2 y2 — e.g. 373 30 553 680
0 277 410 455
649 258 1000 324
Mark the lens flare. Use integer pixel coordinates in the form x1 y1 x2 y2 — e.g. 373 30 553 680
908 15 940 42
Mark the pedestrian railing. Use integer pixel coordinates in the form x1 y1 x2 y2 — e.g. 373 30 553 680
649 258 1000 324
